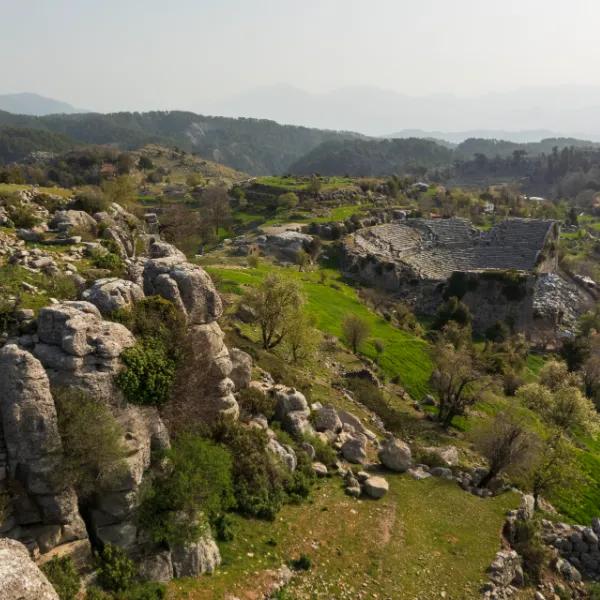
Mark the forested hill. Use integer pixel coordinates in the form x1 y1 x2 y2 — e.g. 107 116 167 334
453 137 599 160
0 127 75 163
289 137 454 176
0 110 362 174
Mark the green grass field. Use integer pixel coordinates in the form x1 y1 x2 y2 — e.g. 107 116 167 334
169 476 517 600
0 183 72 197
256 176 356 192
205 263 433 399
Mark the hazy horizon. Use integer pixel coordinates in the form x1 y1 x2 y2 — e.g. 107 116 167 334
4 0 600 135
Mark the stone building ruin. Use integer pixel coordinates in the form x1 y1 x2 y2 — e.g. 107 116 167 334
344 217 589 342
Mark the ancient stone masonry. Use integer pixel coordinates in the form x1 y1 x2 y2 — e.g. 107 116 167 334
344 217 588 340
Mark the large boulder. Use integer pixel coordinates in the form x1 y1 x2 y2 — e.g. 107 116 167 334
82 278 145 315
314 406 342 433
0 345 87 554
421 445 459 467
50 209 97 234
143 257 222 324
0 538 60 600
378 437 412 472
272 386 313 437
340 433 368 464
34 301 136 403
148 240 186 261
229 348 253 390
363 476 389 499
171 534 221 577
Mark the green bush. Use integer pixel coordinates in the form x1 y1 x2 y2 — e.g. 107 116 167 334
42 556 80 600
214 513 235 542
112 296 185 352
345 378 405 432
46 273 78 300
237 387 275 420
283 449 315 503
7 203 40 228
114 582 166 600
97 544 136 593
512 520 547 585
289 554 312 571
117 339 177 406
137 433 234 546
74 187 110 214
54 388 127 499
433 296 472 330
212 419 287 520
92 250 124 274
305 434 337 467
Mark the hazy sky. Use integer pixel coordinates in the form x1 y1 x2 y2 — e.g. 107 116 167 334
2 0 600 112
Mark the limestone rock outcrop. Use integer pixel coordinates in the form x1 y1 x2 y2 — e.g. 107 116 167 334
143 254 222 325
174 322 239 423
34 301 135 403
89 405 169 551
171 535 222 577
0 538 60 600
50 210 97 234
229 348 253 390
82 278 145 315
0 345 87 555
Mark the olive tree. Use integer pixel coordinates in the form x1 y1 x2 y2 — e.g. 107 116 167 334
342 314 371 354
244 273 304 349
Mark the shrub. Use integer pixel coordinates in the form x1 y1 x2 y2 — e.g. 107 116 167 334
283 450 315 503
97 544 136 593
512 519 547 584
53 388 127 499
137 433 234 546
7 203 40 228
117 339 177 406
433 296 471 330
247 255 259 268
92 250 124 274
516 383 554 415
46 273 78 300
212 419 287 520
346 378 404 432
237 387 276 421
305 434 337 466
112 296 185 349
342 314 370 354
289 554 312 571
73 187 109 214
115 582 166 599
42 556 80 600
214 513 235 542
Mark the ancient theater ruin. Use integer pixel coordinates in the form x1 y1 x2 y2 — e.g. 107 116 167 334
344 217 591 343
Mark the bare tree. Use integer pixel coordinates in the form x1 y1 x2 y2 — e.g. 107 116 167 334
342 315 371 354
200 186 231 236
472 412 536 489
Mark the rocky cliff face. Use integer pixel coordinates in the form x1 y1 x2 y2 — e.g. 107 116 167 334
0 345 88 556
0 237 237 581
0 538 59 600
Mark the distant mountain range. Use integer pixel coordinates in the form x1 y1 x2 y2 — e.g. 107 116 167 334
0 93 84 116
206 83 600 140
